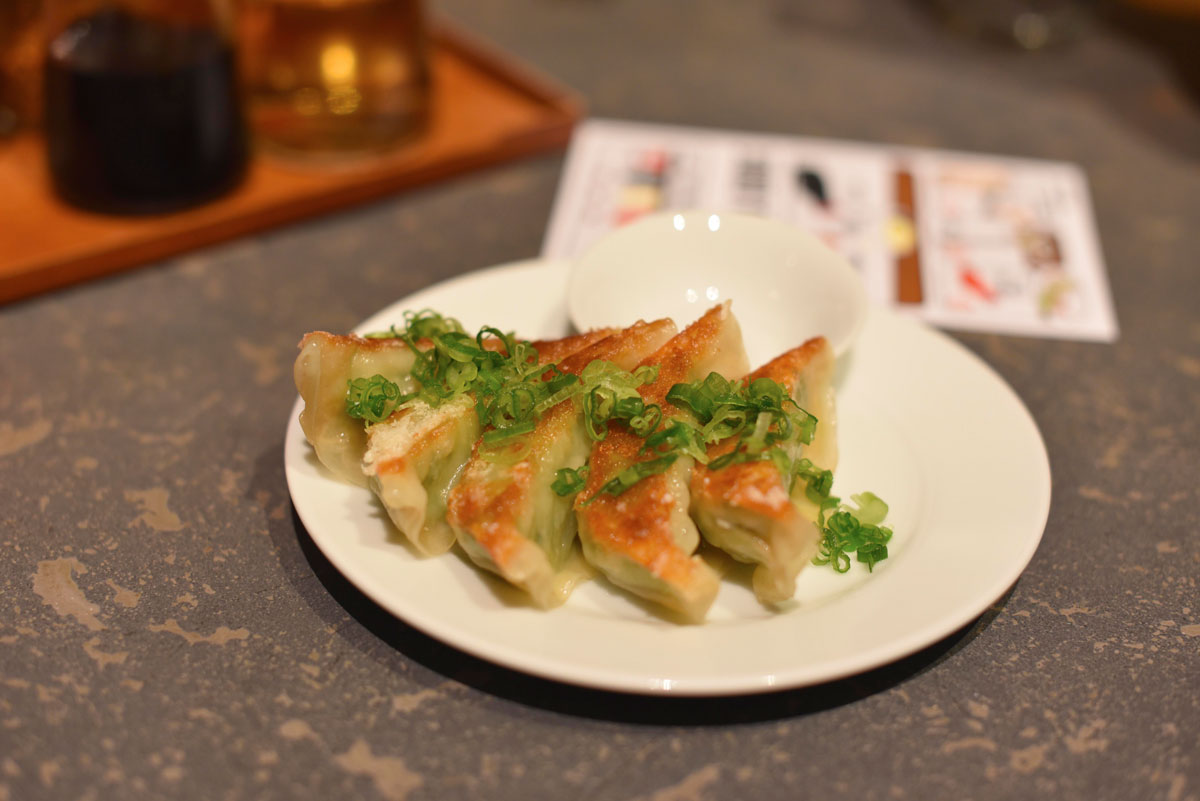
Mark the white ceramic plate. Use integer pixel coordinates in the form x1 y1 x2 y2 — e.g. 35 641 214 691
567 211 868 358
284 259 1051 695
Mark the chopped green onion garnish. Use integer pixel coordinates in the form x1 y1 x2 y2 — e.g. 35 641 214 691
351 311 895 577
663 371 817 478
584 453 679 504
793 458 834 502
812 495 894 573
578 360 659 442
482 420 537 444
551 466 588 497
345 374 402 423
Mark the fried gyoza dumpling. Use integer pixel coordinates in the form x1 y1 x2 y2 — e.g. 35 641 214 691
293 332 417 486
576 303 749 622
447 319 677 607
690 337 837 605
362 329 613 556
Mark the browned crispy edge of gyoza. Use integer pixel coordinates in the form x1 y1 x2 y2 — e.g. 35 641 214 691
361 327 617 556
447 319 677 607
575 302 749 623
690 337 832 604
293 323 613 484
366 326 619 480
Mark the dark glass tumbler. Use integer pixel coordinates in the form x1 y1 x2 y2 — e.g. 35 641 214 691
43 0 248 215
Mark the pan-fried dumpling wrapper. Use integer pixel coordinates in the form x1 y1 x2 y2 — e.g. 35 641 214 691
576 303 749 623
690 337 837 605
787 336 838 524
447 319 677 608
293 332 417 487
362 329 614 556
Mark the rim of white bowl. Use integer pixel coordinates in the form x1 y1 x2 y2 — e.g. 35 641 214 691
566 210 868 356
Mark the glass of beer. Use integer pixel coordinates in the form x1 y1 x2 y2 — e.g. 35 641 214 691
237 0 432 157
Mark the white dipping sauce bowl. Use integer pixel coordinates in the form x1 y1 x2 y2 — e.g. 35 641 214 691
566 211 868 364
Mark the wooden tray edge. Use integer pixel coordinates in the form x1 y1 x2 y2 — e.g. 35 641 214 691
1 22 585 305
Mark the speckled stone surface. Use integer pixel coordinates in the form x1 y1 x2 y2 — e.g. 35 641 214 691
2 1 1198 799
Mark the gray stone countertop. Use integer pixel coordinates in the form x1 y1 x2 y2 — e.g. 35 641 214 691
2 1 1197 798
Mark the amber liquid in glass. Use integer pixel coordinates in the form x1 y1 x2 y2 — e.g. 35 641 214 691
239 0 431 156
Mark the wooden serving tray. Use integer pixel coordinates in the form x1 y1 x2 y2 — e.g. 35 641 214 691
0 24 582 304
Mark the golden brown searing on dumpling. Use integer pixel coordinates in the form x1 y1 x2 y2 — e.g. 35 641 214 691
360 329 614 556
691 337 837 605
575 302 750 623
448 318 677 607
